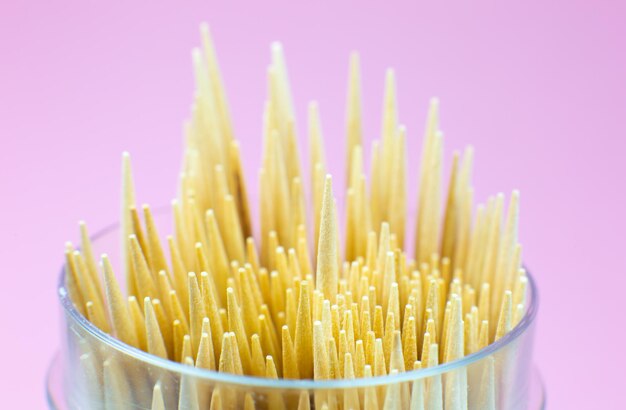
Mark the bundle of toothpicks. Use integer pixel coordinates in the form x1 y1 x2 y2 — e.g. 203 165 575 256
63 23 529 410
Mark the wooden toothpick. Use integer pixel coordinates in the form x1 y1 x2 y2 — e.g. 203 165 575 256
316 175 339 301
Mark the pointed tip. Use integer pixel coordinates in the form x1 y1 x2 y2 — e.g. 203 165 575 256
324 173 333 185
380 221 390 234
192 46 202 60
271 41 282 49
386 67 395 78
226 286 236 300
322 174 335 210
349 52 361 76
206 208 216 219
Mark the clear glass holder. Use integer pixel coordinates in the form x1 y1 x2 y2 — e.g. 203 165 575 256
48 212 545 409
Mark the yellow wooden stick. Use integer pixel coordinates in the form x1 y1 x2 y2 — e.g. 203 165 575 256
151 382 166 410
101 254 139 348
313 320 330 380
345 52 362 184
294 280 314 378
78 221 105 306
178 357 200 410
250 334 266 377
103 358 132 410
316 175 339 301
127 296 146 351
196 331 216 371
121 152 137 293
144 297 168 359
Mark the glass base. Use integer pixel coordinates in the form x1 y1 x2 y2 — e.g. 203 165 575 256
46 353 63 410
531 367 547 409
47 352 545 409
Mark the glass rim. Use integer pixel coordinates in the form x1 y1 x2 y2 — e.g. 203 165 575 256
57 215 539 391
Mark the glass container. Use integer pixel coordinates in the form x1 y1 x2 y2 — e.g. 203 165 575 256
47 213 544 409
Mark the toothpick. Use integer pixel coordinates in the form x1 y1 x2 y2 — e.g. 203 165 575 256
103 358 132 410
281 325 299 379
250 334 266 377
78 221 105 306
199 22 233 138
64 246 85 316
178 357 200 410
475 356 496 410
425 344 443 410
142 204 169 276
74 251 109 332
196 331 216 371
205 210 230 300
316 175 339 301
230 142 253 239
363 365 379 410
121 152 137 289
346 52 363 184
267 358 287 409
188 272 205 357
383 311 395 369
144 297 168 359
382 369 402 410
226 287 252 374
222 195 246 262
313 320 330 380
374 338 387 377
403 316 417 371
129 234 157 303
495 290 513 342
328 337 340 379
389 126 407 247
343 353 360 409
244 393 256 410
298 391 311 410
295 280 313 379
101 254 139 348
128 296 147 351
440 152 460 263
151 382 166 410
409 361 425 410
200 276 224 361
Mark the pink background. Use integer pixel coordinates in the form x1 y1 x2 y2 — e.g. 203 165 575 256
1 1 624 408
